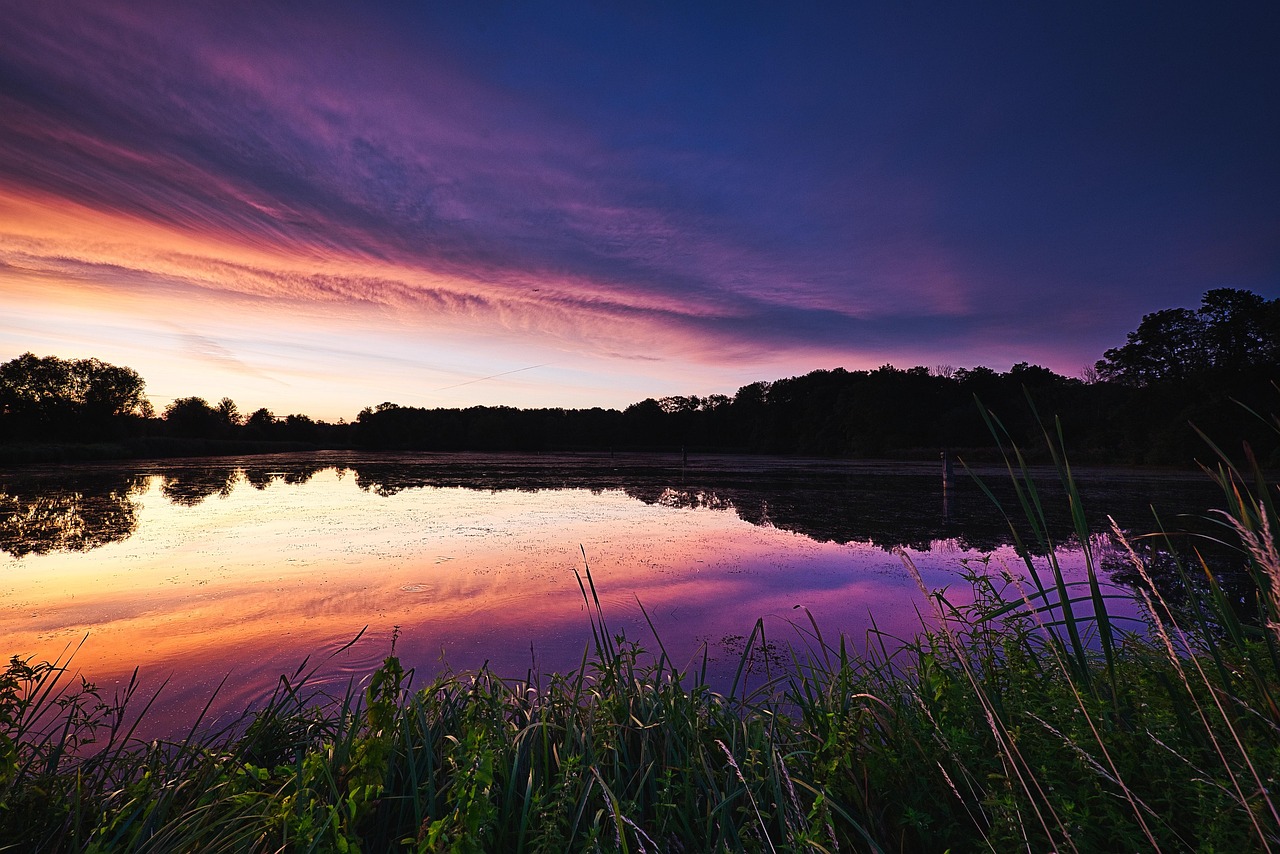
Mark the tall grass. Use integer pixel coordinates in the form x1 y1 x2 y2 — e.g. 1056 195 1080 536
3 422 1280 851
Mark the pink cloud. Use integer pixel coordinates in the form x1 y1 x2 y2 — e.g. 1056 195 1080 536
2 0 1093 390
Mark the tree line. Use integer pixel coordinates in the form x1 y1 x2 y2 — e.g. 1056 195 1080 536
2 288 1277 464
0 356 346 451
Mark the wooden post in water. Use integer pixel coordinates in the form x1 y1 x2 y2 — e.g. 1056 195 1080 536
941 449 953 523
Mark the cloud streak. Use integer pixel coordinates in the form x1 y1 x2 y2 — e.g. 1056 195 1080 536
0 4 966 348
176 332 283 384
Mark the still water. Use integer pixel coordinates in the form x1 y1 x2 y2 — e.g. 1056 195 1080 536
0 451 1224 734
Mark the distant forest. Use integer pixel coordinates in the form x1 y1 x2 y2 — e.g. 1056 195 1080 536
3 288 1278 465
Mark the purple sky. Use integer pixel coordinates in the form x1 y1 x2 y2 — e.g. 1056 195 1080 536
1 1 1277 418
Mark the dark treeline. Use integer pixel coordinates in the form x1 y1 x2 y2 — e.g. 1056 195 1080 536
0 355 346 460
3 288 1278 464
351 288 1280 464
348 365 1271 464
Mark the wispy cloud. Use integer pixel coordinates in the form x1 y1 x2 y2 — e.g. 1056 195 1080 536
3 0 1273 402
175 331 283 384
0 1 978 363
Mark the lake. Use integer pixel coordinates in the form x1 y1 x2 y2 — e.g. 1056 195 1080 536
0 451 1226 735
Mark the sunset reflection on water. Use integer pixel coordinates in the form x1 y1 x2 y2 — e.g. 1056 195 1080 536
0 455 1152 735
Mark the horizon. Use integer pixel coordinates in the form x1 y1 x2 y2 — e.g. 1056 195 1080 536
2 2 1278 421
3 352 1087 424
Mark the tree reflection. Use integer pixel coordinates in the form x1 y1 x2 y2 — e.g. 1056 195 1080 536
156 460 334 503
4 454 1232 616
345 457 1220 555
240 461 330 490
0 458 350 556
622 479 981 552
159 466 239 506
0 472 147 558
242 467 276 490
1102 530 1252 626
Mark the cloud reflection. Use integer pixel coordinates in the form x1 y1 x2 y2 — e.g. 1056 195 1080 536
0 453 1232 740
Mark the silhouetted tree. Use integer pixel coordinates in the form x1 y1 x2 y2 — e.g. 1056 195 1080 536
1096 307 1208 385
163 397 224 438
658 395 701 414
283 413 319 442
81 359 153 419
216 397 241 428
1199 288 1280 372
0 353 151 440
243 407 276 439
1096 289 1280 386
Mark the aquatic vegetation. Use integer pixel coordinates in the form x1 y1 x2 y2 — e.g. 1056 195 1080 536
2 426 1279 851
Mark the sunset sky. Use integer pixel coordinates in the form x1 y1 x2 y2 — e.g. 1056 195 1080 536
2 1 1277 420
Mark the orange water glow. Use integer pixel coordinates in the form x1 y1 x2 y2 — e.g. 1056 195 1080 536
1 466 1087 735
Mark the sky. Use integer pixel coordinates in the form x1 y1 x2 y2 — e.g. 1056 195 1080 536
1 1 1277 420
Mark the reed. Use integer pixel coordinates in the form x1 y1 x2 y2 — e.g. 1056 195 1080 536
2 423 1279 851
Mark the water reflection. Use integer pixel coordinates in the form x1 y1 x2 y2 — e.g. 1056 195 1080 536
312 452 1227 560
0 471 146 557
247 461 327 488
0 452 1238 739
1102 530 1255 626
159 466 239 506
0 453 1226 559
